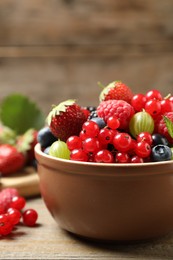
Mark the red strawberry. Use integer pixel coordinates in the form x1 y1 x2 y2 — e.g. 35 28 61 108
154 112 173 144
97 99 135 130
47 100 87 142
27 130 38 163
0 144 26 175
0 125 16 145
0 188 19 213
17 129 38 164
99 81 133 103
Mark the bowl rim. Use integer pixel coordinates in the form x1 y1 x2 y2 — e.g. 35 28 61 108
35 143 173 168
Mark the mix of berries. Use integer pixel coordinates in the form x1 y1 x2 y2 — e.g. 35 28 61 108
37 81 173 164
0 188 38 236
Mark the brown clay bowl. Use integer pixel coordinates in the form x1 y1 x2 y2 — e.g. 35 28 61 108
35 143 173 242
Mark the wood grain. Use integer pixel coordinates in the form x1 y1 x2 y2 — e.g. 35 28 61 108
0 0 173 112
0 0 173 45
0 197 173 259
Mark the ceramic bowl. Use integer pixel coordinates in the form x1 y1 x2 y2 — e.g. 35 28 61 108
35 143 173 242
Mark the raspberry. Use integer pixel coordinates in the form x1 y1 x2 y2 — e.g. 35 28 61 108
154 112 173 144
0 188 19 212
97 100 135 130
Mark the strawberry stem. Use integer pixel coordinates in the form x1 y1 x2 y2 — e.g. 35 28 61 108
164 93 171 99
97 81 105 88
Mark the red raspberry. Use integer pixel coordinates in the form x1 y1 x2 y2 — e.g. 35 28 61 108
97 100 135 130
154 112 173 144
0 188 19 212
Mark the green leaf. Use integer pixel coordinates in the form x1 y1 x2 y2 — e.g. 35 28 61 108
0 94 45 135
163 116 173 138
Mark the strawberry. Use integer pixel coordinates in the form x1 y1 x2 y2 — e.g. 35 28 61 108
99 81 133 103
0 125 16 145
17 129 38 164
27 130 38 163
154 112 173 144
0 144 26 175
47 100 87 142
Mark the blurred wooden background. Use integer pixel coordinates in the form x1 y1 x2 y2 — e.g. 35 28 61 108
0 0 173 115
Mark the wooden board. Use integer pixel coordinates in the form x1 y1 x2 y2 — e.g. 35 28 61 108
0 166 40 197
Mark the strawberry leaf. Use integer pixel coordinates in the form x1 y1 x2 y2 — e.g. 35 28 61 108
0 94 45 135
163 116 173 138
47 99 76 125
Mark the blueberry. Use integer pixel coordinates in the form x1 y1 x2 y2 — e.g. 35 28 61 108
91 117 106 129
152 133 169 146
86 106 96 112
151 144 172 162
44 146 50 155
37 127 57 148
88 110 98 120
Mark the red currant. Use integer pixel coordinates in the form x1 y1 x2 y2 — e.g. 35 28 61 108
113 133 132 152
160 99 173 114
131 93 147 112
82 121 100 138
135 141 151 158
79 130 87 141
128 139 137 156
66 136 82 151
137 132 153 145
95 149 114 163
169 96 173 103
0 207 5 215
107 116 120 130
145 99 161 117
115 152 130 163
10 196 26 211
130 155 144 163
82 137 100 153
22 209 38 227
98 128 114 145
7 208 21 225
0 214 13 235
145 89 162 101
70 149 88 162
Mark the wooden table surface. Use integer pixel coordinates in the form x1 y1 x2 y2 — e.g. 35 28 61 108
0 197 173 260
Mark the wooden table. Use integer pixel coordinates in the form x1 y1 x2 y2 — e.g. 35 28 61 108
1 197 173 259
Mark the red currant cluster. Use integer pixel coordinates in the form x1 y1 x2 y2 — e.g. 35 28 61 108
65 89 173 163
0 188 38 236
66 118 154 163
131 89 173 116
